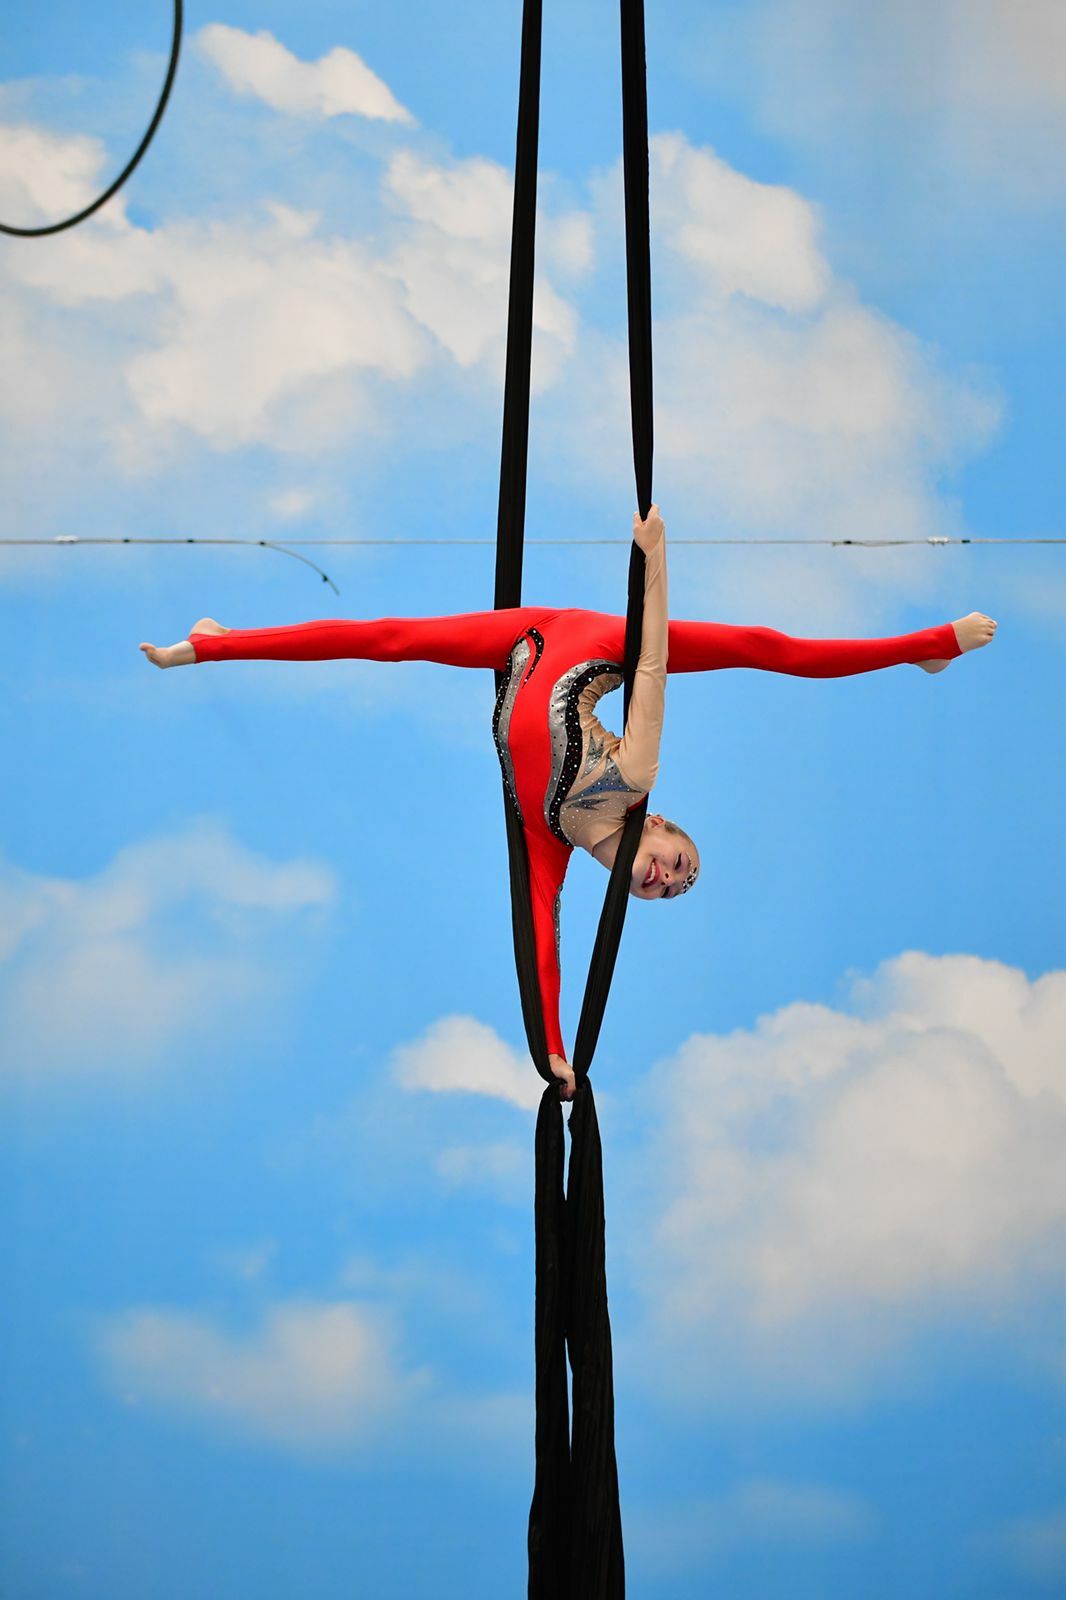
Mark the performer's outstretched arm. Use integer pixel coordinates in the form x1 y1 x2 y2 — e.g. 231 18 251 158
614 506 669 793
664 615 996 676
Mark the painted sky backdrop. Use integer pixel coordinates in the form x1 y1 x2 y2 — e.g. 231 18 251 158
2 3 1065 1596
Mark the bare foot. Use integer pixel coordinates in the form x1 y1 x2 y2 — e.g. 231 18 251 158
139 639 196 668
953 611 998 652
139 617 229 669
918 611 997 673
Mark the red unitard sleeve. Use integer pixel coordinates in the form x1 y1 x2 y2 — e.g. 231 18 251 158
665 619 962 675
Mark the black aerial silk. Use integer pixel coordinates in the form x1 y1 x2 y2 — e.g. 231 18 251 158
7 0 652 1585
493 2 654 1594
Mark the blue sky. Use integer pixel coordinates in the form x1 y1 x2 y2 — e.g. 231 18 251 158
2 3 1065 1596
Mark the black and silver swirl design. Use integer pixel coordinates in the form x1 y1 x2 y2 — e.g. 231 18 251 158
492 635 530 822
491 628 546 822
544 658 624 842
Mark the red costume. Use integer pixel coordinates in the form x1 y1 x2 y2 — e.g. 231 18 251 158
190 606 960 1059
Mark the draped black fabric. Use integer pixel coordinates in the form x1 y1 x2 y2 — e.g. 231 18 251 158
494 2 654 1594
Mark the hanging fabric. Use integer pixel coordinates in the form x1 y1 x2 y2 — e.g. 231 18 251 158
493 2 655 1594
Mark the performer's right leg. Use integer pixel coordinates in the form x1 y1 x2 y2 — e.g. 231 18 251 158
189 608 550 672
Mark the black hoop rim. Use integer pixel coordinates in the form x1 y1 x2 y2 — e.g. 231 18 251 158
0 0 183 239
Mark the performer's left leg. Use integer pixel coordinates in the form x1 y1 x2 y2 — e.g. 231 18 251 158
186 609 553 671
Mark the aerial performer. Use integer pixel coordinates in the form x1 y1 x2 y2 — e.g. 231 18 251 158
140 506 997 1099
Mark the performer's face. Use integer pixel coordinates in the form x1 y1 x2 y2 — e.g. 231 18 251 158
629 814 699 900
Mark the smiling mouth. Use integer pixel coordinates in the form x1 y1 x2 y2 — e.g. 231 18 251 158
641 858 660 890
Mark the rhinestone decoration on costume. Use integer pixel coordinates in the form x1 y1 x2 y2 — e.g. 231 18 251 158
581 730 607 778
524 627 545 682
492 628 545 822
545 657 626 842
492 635 529 821
565 757 634 810
494 636 647 851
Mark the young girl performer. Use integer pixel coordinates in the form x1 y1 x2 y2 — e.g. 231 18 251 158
141 507 997 1098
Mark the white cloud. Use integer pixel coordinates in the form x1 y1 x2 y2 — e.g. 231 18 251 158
121 213 424 452
3 143 585 457
0 820 335 1074
99 1299 425 1447
631 951 1066 1398
97 1270 531 1462
197 24 414 125
546 210 595 278
652 131 829 312
0 122 125 232
384 150 582 389
0 296 100 449
0 130 139 506
630 1478 873 1576
1 89 1003 630
728 0 1066 205
391 1015 541 1111
386 150 514 244
5 197 425 454
564 133 999 567
266 486 316 521
655 297 994 538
